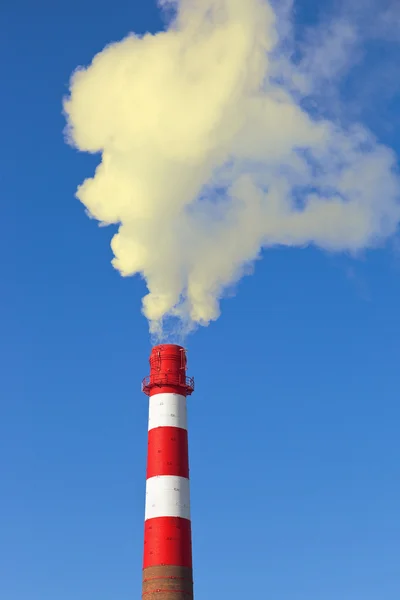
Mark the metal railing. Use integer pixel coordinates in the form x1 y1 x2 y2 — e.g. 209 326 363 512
142 374 195 394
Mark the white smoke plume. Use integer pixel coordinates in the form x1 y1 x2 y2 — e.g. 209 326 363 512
64 0 400 338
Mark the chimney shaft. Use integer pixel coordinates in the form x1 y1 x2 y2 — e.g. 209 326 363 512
141 344 194 600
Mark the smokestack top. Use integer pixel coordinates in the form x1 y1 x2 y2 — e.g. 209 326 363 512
142 344 194 397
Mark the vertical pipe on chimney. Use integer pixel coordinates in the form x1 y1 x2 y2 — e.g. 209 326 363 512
141 344 195 599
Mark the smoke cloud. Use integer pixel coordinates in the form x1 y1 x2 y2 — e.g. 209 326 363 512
64 0 400 337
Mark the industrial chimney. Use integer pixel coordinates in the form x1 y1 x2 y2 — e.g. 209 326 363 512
141 344 195 599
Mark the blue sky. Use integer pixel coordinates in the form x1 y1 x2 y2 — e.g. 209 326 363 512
2 1 400 599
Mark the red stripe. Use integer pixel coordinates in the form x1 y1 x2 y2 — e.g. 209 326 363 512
146 427 189 479
142 591 192 597
143 517 192 569
143 577 189 583
149 385 188 396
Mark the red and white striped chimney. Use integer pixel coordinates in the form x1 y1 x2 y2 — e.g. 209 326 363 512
141 344 195 600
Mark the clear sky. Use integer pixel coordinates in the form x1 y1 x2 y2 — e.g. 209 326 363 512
2 1 400 599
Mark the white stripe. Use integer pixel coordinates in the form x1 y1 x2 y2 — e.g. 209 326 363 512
148 393 187 431
145 475 191 521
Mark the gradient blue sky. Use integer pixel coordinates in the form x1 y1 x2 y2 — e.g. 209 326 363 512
2 1 400 599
